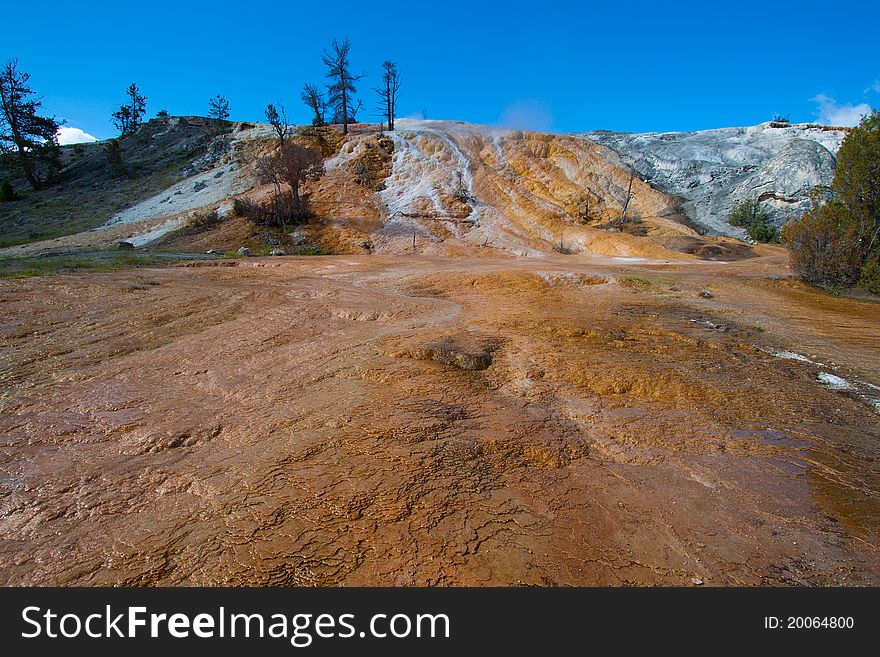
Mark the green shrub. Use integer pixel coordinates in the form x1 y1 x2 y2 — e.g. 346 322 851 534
0 179 17 202
728 199 768 228
859 252 880 294
746 220 780 243
105 139 125 176
728 199 779 243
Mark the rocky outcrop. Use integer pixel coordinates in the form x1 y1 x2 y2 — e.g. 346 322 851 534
579 123 846 236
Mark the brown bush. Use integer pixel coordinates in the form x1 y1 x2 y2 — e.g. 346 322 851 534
233 197 274 225
782 199 865 286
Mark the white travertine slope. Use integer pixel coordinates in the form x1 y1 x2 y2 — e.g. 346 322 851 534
578 122 846 235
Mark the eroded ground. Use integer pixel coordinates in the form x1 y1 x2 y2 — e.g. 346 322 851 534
1 250 878 585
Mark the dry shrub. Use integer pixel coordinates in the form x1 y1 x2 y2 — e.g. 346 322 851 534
233 197 274 225
782 199 865 287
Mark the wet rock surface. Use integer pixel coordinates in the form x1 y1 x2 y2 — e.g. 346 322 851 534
0 252 878 586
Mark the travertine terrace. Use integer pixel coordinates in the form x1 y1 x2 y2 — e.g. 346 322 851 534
1 249 878 585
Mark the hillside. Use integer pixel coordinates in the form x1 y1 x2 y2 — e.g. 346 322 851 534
2 116 842 261
581 122 846 236
0 117 231 249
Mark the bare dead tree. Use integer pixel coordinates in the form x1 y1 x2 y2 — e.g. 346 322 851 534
577 193 594 224
374 60 401 131
300 83 328 126
322 37 366 135
264 102 290 149
278 142 323 211
618 171 635 224
452 171 474 203
256 142 324 228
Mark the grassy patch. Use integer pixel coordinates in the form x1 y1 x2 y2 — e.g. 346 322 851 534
0 252 168 279
619 275 652 290
292 246 331 256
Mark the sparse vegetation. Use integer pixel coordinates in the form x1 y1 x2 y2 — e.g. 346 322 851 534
0 251 167 278
254 142 323 228
728 199 766 228
452 171 473 204
746 219 780 243
620 275 652 290
264 102 290 148
105 139 125 176
0 119 219 248
770 113 791 128
232 197 275 225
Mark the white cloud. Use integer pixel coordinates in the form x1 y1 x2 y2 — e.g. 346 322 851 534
498 99 554 132
866 80 880 94
56 126 98 145
811 94 871 127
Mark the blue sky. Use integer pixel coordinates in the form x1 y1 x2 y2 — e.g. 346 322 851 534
5 0 878 142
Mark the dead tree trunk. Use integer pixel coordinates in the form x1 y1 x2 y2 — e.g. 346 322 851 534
619 171 634 224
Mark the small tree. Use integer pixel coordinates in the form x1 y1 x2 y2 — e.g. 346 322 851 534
746 219 780 243
208 94 230 121
728 199 768 228
728 199 778 243
105 139 125 177
264 102 290 149
323 37 366 135
833 109 880 254
301 84 327 126
374 60 401 131
0 59 63 190
255 142 323 228
112 83 147 136
784 110 880 290
0 179 18 201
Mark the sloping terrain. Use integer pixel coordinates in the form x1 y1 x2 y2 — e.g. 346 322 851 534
0 117 231 248
581 122 846 236
2 118 758 261
0 252 877 585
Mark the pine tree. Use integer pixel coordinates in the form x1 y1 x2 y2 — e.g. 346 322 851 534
300 84 327 126
265 102 289 149
323 38 366 135
208 94 230 121
0 59 63 190
112 83 147 136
